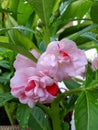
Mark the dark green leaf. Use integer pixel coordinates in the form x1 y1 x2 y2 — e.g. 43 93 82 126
28 106 52 130
16 104 32 130
0 92 14 107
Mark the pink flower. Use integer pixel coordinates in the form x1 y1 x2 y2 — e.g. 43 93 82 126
10 51 59 108
37 39 87 81
91 56 98 70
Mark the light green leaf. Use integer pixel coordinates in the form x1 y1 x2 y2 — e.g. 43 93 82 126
16 104 32 130
27 0 56 25
0 92 14 107
28 106 52 130
0 42 37 62
75 91 98 130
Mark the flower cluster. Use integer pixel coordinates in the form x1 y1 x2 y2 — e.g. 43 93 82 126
10 39 87 107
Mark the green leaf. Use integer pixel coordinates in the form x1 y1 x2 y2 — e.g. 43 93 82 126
75 91 98 130
90 2 98 24
16 104 32 130
0 92 14 107
0 42 37 62
28 106 52 130
27 0 56 25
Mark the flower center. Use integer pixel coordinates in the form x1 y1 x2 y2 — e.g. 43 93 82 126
25 80 36 91
58 44 69 58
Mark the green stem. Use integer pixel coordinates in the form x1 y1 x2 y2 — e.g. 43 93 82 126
54 86 84 104
0 84 16 125
4 103 16 125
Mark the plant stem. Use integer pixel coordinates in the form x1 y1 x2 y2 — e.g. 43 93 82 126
55 86 84 104
4 103 16 125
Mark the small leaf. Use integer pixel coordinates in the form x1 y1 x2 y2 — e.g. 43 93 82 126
0 92 14 107
28 106 52 130
16 104 32 130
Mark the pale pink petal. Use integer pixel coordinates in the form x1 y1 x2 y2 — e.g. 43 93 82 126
14 54 36 70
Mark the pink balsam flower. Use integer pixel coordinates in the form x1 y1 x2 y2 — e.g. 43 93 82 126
10 51 59 108
37 39 87 81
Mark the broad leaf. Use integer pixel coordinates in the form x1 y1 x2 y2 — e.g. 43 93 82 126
0 92 14 107
16 104 32 130
28 106 52 130
75 91 98 130
27 0 56 25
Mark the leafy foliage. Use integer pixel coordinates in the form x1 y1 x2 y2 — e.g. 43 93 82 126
0 0 98 130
